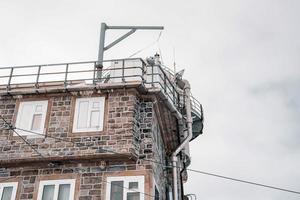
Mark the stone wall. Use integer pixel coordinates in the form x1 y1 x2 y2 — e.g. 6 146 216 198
0 161 152 200
0 90 139 161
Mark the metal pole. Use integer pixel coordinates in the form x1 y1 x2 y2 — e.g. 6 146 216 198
97 22 107 79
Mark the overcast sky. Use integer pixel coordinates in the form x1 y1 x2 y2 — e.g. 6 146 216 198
0 0 300 199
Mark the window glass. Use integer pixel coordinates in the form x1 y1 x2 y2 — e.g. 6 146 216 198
38 179 75 200
127 192 140 200
77 101 89 129
128 182 138 190
106 176 144 200
73 97 105 132
110 181 123 200
31 114 42 131
1 187 13 200
155 187 159 200
90 111 100 128
58 184 70 200
15 101 48 136
42 185 55 200
36 105 43 112
18 104 32 130
92 102 100 108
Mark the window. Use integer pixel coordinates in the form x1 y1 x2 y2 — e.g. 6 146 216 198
106 176 144 200
37 179 75 200
0 182 18 200
154 186 159 200
73 97 105 132
15 101 48 136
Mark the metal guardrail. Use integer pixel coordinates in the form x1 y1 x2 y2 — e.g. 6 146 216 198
190 95 203 120
0 58 184 111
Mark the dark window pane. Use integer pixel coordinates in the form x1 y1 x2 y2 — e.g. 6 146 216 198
58 184 70 200
155 187 159 200
1 187 13 200
42 185 55 200
110 181 124 200
127 192 140 200
128 182 138 190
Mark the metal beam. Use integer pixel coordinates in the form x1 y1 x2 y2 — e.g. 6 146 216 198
107 25 164 30
104 29 136 51
96 23 164 79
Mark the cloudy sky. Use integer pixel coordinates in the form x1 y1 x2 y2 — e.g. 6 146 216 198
0 0 299 199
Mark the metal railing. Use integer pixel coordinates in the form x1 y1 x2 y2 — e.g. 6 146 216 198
0 58 184 111
190 95 203 120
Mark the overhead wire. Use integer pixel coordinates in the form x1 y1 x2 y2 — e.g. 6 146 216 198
0 115 45 158
128 31 163 58
1 116 300 195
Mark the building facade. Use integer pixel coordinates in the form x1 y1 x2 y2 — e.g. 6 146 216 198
0 57 203 200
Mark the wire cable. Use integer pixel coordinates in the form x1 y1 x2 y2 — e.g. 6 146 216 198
0 116 45 158
1 117 300 195
128 31 163 58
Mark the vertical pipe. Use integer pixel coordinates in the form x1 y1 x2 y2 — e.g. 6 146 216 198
35 66 41 88
7 68 14 92
97 23 107 79
122 59 125 82
64 64 69 88
172 80 193 200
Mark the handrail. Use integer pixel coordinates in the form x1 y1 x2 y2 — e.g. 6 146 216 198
0 58 196 114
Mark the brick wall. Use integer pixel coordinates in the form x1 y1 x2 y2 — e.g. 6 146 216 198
0 161 152 200
0 90 139 161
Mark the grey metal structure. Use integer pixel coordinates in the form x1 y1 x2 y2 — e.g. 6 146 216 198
97 23 164 78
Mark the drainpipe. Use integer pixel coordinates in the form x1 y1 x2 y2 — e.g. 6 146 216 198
171 80 193 200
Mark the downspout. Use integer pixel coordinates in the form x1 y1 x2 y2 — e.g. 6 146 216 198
171 80 193 200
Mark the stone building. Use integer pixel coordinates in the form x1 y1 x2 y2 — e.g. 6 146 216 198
0 56 203 200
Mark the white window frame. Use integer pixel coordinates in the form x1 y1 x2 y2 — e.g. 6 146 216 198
73 97 105 133
15 100 48 137
37 179 76 200
0 182 18 200
106 176 144 200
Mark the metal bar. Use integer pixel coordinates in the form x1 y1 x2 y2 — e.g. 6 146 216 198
97 23 107 79
107 25 164 30
93 62 96 84
6 68 13 92
151 65 154 87
35 66 41 88
64 64 69 87
104 29 136 51
0 58 145 69
122 59 125 82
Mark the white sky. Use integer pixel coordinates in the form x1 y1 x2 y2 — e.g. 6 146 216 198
0 0 300 199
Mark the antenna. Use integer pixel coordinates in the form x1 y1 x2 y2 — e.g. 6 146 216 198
173 46 176 74
96 23 164 79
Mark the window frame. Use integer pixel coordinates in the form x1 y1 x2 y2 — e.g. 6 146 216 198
105 176 145 200
37 179 76 200
15 100 48 137
0 182 18 200
72 97 105 133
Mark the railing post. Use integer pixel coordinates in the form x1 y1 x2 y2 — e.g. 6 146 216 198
122 59 125 82
93 62 97 84
35 66 41 89
64 64 69 88
151 65 154 87
6 68 14 92
163 72 167 93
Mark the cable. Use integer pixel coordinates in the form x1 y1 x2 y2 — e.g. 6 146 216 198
0 116 45 158
185 169 300 195
129 31 163 58
1 117 300 195
0 176 156 199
